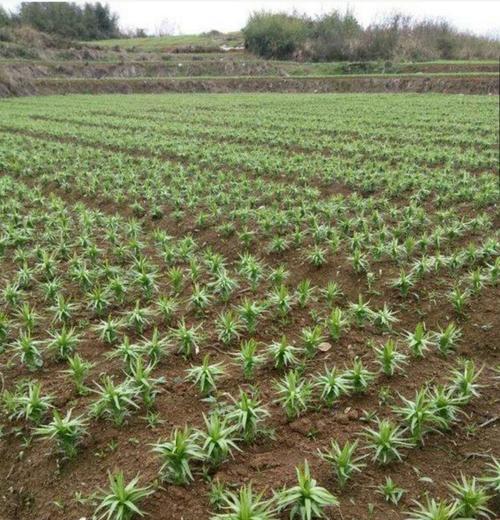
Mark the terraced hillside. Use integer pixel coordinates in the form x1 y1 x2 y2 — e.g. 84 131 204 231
0 93 499 520
0 28 498 96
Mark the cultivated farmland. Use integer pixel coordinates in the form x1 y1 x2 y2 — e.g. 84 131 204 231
0 93 499 520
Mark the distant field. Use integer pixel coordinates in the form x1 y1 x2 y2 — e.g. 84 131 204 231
89 31 244 50
0 92 498 520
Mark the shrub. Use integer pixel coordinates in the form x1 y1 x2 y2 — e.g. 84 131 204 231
242 10 500 62
310 10 362 61
243 11 309 59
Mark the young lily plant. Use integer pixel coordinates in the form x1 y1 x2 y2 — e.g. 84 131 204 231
94 471 154 520
211 483 277 520
314 365 351 408
35 409 88 459
363 418 413 465
374 339 407 377
267 336 300 371
151 426 204 485
186 354 225 396
274 370 312 421
276 460 338 520
227 388 270 443
318 439 366 488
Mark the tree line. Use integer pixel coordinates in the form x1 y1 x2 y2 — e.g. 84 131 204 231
243 10 500 61
0 2 120 40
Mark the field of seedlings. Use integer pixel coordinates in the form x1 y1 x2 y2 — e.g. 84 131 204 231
0 92 499 520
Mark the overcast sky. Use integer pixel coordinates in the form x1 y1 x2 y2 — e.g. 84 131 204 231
2 1 500 37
